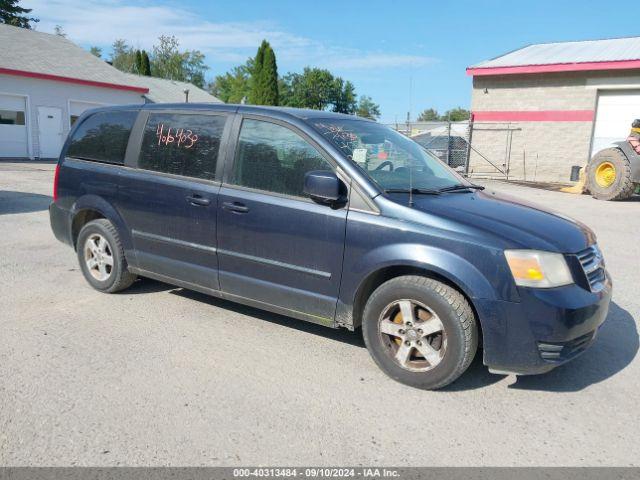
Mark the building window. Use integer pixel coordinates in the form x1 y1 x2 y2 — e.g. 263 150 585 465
138 113 227 181
0 110 26 125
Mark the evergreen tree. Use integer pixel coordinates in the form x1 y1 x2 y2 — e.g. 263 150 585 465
141 50 151 76
260 43 279 106
134 50 143 74
248 41 267 104
89 46 102 58
0 0 38 29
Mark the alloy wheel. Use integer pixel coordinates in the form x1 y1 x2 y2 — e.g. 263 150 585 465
83 233 114 282
378 299 447 372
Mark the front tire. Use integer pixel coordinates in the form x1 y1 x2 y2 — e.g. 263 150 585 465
77 219 137 293
362 276 478 390
587 148 636 201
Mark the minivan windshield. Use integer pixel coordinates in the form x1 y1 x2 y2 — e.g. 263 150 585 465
311 119 467 192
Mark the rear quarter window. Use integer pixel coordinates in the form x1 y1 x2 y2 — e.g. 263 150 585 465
138 113 226 181
66 110 137 164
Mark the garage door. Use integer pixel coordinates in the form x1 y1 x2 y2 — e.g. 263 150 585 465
592 90 640 155
0 94 28 158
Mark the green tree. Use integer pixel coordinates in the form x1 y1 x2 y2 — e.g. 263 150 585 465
259 42 279 105
140 50 151 76
356 96 381 120
0 0 38 29
209 59 253 103
417 108 440 122
442 107 470 121
89 46 102 58
182 49 207 88
279 67 338 110
111 39 137 73
248 40 279 105
134 49 143 74
151 35 208 88
332 79 357 115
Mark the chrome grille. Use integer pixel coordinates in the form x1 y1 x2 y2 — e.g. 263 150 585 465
576 245 605 292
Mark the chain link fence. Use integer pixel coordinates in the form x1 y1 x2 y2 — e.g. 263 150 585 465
387 121 471 172
387 121 534 181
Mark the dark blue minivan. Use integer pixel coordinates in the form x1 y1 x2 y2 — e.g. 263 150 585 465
50 104 612 389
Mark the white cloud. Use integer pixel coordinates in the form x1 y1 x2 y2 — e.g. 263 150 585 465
24 0 435 72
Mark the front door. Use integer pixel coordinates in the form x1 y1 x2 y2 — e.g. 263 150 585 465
117 111 229 290
217 117 348 324
37 106 63 158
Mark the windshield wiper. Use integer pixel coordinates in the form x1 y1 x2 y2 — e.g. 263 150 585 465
437 183 485 193
384 188 441 195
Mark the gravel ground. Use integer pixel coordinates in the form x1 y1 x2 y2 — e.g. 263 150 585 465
1 162 638 466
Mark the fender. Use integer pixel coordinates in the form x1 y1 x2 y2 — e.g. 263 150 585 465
336 243 505 330
70 194 134 252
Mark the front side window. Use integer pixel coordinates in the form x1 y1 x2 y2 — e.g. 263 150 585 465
232 119 332 197
138 113 226 181
311 119 465 192
67 110 137 164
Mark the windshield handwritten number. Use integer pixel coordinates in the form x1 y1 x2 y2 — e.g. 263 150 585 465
156 124 198 149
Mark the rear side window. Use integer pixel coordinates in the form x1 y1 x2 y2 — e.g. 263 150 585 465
138 113 226 181
67 110 137 164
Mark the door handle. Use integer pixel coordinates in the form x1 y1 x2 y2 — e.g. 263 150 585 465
186 194 211 207
222 201 249 213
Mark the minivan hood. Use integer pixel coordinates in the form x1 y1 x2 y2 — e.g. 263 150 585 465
387 189 594 253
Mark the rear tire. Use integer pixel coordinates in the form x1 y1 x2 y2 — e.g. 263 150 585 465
587 148 635 201
77 219 137 293
362 276 478 390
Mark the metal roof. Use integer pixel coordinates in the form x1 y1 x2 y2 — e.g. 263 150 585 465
472 36 640 68
120 73 221 104
0 23 147 92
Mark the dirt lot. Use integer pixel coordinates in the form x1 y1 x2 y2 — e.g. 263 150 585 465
1 162 638 466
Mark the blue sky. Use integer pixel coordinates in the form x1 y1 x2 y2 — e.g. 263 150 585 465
24 0 640 122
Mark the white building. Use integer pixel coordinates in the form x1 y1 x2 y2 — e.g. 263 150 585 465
0 24 221 160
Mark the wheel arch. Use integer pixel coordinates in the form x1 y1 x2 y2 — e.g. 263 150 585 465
339 249 495 341
70 195 132 251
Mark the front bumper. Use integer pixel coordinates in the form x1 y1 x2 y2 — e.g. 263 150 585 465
475 276 612 375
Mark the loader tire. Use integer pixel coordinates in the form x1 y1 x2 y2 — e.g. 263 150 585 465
587 148 636 201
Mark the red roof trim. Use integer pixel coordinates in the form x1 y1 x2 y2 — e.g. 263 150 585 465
473 110 595 122
0 67 149 93
466 59 640 76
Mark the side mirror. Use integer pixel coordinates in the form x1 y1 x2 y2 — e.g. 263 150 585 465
303 170 346 205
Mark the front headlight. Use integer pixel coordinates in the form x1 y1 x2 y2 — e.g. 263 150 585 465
504 250 573 288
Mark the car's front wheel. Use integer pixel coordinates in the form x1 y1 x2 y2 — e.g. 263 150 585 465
76 219 137 293
362 276 478 390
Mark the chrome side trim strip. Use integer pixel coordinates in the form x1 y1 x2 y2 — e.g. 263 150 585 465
217 248 331 279
131 229 217 254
